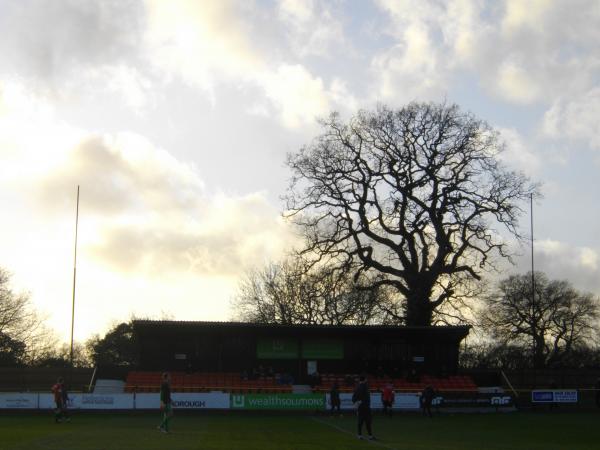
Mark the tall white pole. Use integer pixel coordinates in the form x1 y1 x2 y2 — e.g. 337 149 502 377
70 186 80 367
530 193 536 373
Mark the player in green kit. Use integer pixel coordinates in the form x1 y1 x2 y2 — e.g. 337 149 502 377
157 372 173 433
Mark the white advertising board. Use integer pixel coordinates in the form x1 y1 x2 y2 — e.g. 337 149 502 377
134 393 230 410
39 393 60 409
0 393 39 409
37 394 134 410
326 393 421 410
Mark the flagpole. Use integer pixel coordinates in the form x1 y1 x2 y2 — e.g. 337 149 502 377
70 185 80 367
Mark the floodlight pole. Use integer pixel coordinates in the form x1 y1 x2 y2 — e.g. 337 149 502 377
530 193 536 383
70 185 80 367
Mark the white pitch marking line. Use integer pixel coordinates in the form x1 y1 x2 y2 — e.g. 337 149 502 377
311 416 399 450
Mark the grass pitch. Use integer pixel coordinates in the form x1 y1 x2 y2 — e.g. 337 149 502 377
1 411 599 450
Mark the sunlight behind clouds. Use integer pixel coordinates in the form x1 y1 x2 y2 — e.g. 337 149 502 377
1 0 599 341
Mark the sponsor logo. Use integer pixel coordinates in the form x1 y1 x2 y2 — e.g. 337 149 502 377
82 396 114 405
172 400 206 408
232 395 245 408
531 390 577 403
490 396 511 406
6 397 33 407
232 394 324 410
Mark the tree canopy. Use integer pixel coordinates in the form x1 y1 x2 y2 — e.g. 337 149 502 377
87 321 138 367
479 272 599 368
232 256 401 325
0 267 54 365
285 102 538 326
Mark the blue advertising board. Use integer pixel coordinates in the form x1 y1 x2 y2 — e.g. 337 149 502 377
531 390 578 403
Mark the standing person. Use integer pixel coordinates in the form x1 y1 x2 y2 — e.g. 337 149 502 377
421 384 435 418
381 383 394 417
352 375 375 440
157 372 173 433
51 377 66 423
330 382 341 415
60 380 70 422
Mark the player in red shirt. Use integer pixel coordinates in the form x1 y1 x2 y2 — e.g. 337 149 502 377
51 377 69 423
382 383 395 417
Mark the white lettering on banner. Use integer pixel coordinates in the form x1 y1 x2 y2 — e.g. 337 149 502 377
491 396 511 406
0 393 38 409
172 400 206 408
553 390 578 403
136 393 230 409
531 390 578 404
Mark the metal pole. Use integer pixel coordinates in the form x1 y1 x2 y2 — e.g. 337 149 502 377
70 186 80 367
530 193 536 379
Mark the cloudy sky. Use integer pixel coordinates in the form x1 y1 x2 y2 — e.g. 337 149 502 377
1 0 599 342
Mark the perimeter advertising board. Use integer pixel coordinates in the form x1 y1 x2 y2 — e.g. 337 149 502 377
135 393 230 409
531 390 578 403
3 393 229 410
0 393 39 409
38 394 134 410
231 394 325 410
326 393 421 411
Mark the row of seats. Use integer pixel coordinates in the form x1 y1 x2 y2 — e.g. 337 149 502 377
125 371 292 393
125 371 478 393
313 374 478 393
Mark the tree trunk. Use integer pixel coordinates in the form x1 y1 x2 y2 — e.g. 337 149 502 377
405 294 433 326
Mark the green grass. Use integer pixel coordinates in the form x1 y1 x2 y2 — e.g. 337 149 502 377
1 411 599 450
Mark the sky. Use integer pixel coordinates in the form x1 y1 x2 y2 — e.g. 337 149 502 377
1 0 599 343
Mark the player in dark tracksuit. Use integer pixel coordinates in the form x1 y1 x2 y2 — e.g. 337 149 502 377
157 372 173 433
352 376 375 440
330 382 341 415
421 385 435 418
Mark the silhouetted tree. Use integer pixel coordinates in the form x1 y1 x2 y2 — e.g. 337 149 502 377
0 267 54 365
34 342 90 368
285 103 538 325
87 321 138 367
0 332 26 366
233 256 400 325
480 272 599 368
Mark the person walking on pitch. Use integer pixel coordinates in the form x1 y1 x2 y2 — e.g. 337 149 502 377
157 372 173 433
352 375 375 440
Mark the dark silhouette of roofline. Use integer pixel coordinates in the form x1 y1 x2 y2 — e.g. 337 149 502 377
133 319 470 335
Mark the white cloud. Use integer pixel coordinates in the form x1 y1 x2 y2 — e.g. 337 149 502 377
145 0 351 127
497 127 541 175
371 0 448 102
515 239 600 294
543 87 600 151
145 0 263 92
261 65 330 128
277 0 346 58
0 0 146 87
0 78 298 339
372 0 600 108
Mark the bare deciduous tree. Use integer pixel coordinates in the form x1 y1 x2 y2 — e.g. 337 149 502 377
285 103 538 325
0 267 55 365
480 272 599 368
232 256 396 325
